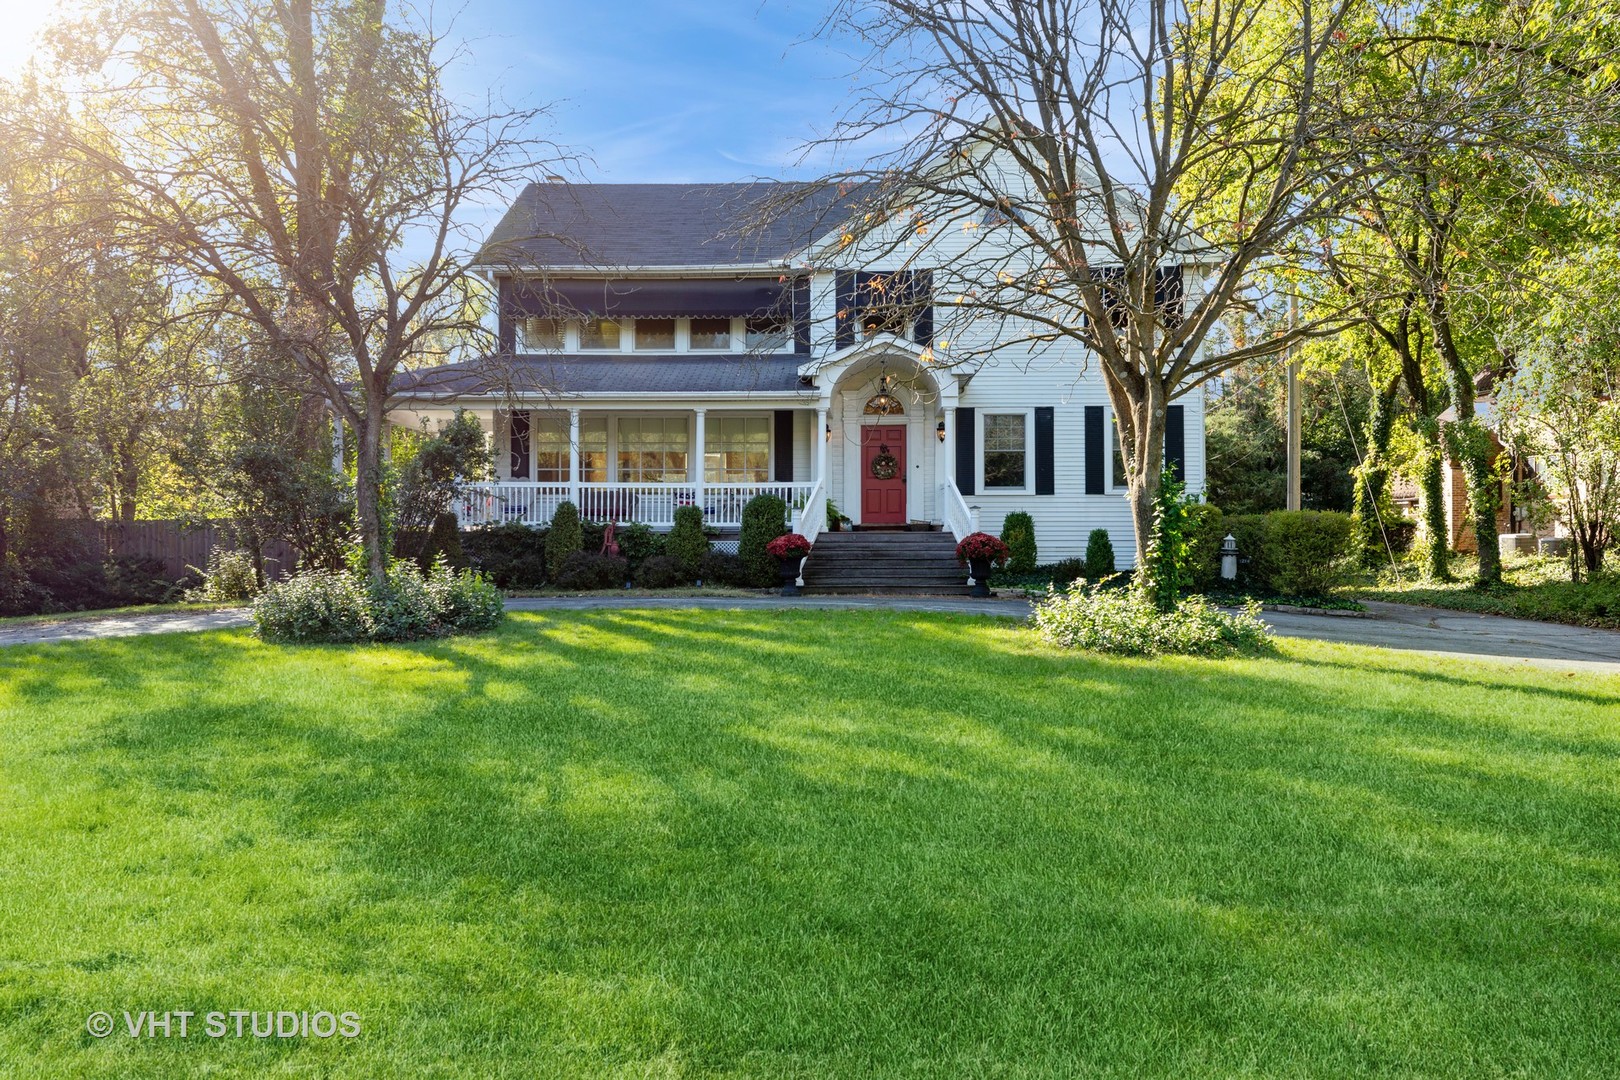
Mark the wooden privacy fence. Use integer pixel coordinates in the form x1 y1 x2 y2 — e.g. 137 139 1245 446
83 521 300 581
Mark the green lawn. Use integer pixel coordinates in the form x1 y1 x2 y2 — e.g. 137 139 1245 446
3 610 1619 1078
1350 555 1620 630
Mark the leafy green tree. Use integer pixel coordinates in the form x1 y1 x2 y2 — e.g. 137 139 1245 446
1498 250 1620 580
31 0 564 584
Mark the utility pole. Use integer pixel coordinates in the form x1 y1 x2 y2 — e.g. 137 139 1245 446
1286 294 1302 512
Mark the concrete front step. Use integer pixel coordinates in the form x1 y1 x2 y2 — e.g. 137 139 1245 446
804 530 967 593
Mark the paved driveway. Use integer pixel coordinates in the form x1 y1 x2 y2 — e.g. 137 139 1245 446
2 595 1618 676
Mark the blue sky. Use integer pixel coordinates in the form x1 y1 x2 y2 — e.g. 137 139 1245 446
444 0 856 183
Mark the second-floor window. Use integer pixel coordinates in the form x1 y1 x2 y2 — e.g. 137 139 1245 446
522 317 562 351
688 317 731 350
580 318 622 350
635 318 676 350
745 317 790 351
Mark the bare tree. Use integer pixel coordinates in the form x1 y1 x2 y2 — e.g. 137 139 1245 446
759 0 1378 588
31 0 568 581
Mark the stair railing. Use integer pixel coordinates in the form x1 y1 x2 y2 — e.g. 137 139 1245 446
940 479 979 541
789 479 826 587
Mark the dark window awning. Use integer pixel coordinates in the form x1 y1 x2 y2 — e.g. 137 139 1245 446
502 277 794 319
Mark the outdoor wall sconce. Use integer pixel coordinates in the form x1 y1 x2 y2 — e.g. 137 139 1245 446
936 420 947 443
825 423 833 442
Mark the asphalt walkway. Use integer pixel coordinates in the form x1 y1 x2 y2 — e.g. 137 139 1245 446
2 595 1618 676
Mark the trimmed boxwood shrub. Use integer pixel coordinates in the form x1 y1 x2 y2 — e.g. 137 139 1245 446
421 512 467 570
1221 510 1353 597
1262 510 1353 596
616 523 664 573
1000 511 1037 574
635 554 688 588
667 505 710 577
1084 528 1116 580
462 522 548 589
545 502 584 580
554 551 628 591
699 550 746 587
739 493 788 587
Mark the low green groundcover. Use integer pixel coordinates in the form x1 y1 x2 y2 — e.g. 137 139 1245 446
1033 582 1272 656
253 558 502 643
2 610 1618 1076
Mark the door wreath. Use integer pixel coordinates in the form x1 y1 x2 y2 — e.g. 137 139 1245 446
870 445 900 480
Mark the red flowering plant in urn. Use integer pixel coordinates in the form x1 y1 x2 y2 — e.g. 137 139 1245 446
954 532 1009 597
765 533 813 596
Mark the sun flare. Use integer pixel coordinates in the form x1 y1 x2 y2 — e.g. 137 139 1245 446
0 0 64 77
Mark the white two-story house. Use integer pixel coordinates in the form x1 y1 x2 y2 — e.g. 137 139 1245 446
388 177 1205 573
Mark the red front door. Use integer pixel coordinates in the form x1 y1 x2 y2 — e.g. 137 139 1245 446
861 425 907 525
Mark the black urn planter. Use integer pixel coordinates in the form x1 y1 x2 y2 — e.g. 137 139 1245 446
778 556 803 596
967 557 992 598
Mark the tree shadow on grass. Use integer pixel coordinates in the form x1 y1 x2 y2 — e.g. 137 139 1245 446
8 611 1620 1075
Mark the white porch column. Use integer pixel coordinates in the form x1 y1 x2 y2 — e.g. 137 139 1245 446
692 408 707 513
568 407 581 508
943 406 957 485
815 406 829 485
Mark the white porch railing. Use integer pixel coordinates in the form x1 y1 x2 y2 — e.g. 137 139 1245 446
790 478 826 543
940 480 980 541
455 483 572 528
454 481 817 531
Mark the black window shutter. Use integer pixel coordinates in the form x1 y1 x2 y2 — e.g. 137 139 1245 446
509 410 531 479
1164 404 1185 481
1084 405 1104 495
955 407 976 496
912 269 934 346
497 279 517 353
792 276 811 355
834 271 856 349
1034 407 1055 495
773 411 794 482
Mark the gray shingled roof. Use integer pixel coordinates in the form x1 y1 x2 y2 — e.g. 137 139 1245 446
391 355 812 398
478 182 858 268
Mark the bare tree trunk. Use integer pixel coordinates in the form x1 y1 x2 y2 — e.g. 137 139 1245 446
1115 379 1168 598
353 393 390 583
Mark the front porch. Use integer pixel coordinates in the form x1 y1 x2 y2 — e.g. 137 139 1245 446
453 479 818 531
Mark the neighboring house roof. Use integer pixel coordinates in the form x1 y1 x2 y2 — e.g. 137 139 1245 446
391 355 812 398
478 182 859 269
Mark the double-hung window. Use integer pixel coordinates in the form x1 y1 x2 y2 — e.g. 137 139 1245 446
616 417 689 483
688 317 731 350
533 417 569 482
982 412 1028 490
705 416 770 482
1109 414 1130 490
580 318 622 350
635 318 675 350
